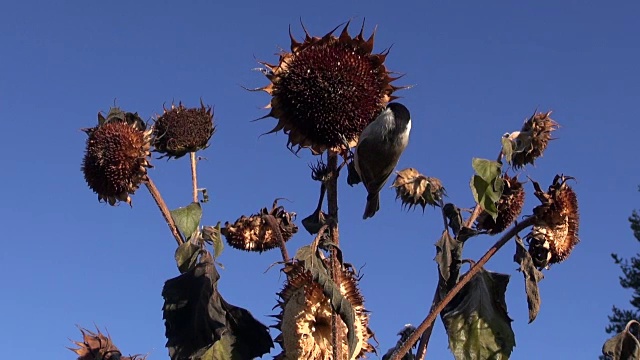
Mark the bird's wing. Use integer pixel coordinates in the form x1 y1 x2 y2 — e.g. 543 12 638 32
356 137 401 196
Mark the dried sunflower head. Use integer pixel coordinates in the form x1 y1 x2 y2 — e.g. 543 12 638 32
221 201 297 252
526 175 580 269
152 101 215 159
391 168 445 210
81 108 152 206
274 262 374 360
503 111 558 169
256 21 404 155
476 174 525 235
69 326 147 360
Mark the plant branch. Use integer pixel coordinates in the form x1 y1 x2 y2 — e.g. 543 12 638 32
145 177 185 246
415 150 504 360
391 216 536 360
190 152 198 203
327 152 342 360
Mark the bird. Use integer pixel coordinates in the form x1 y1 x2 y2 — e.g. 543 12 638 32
353 102 412 219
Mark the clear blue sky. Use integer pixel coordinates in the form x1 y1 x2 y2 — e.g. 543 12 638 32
1 1 639 359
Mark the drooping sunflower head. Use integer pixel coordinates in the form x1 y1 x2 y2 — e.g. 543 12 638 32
221 201 298 252
81 108 152 206
505 111 558 169
257 21 404 155
69 326 147 360
274 262 374 359
526 175 580 269
152 101 215 159
475 174 525 235
391 168 445 210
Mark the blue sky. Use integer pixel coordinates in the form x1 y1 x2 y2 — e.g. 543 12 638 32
1 1 639 359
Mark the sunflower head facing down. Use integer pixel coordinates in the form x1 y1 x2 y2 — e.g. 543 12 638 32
257 21 404 155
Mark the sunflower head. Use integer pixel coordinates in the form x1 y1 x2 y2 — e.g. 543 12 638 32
274 261 374 359
391 168 445 210
69 326 147 360
505 111 558 169
81 108 152 206
152 101 215 159
221 201 298 252
475 174 525 234
257 21 404 155
526 175 580 269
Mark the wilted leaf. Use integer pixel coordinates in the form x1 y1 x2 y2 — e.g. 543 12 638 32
202 223 224 259
171 202 203 239
201 335 241 360
435 231 463 291
162 251 273 360
443 204 478 242
175 242 201 274
293 240 357 359
514 235 544 323
442 268 515 360
603 320 640 360
470 158 504 220
302 210 327 235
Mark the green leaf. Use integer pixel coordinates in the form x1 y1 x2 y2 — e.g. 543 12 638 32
442 268 515 360
472 158 502 182
203 223 224 259
201 335 243 360
171 202 203 239
501 136 515 165
174 242 201 273
514 235 544 323
470 158 504 220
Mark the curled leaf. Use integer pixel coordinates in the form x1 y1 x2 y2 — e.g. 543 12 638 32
514 235 544 323
435 230 463 291
602 320 640 360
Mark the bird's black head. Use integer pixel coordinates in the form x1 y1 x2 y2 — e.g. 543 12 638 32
386 102 411 130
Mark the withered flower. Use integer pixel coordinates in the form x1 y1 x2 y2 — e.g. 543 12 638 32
274 262 374 359
504 111 558 169
69 326 146 360
221 201 297 252
153 101 215 159
476 174 525 234
256 21 403 154
526 175 580 269
391 168 445 210
81 108 152 206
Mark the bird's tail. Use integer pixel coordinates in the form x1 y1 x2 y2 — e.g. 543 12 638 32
363 193 380 219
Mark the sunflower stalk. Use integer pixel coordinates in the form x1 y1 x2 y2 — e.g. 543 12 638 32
327 152 343 360
190 152 198 203
145 178 185 246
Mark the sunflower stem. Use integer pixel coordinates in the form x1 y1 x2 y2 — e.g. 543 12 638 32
144 177 185 246
190 152 198 203
390 216 536 360
327 152 343 360
415 150 503 360
263 214 289 263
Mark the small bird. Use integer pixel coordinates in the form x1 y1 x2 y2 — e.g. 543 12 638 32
353 102 412 219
